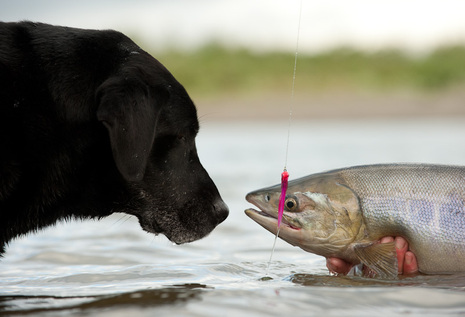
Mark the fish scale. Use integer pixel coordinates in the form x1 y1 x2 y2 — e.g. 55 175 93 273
341 164 465 273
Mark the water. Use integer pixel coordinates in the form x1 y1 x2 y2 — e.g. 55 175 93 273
2 118 465 316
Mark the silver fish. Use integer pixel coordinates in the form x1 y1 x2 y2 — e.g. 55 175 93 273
245 164 465 278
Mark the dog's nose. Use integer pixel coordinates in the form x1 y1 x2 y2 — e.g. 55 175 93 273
213 199 229 224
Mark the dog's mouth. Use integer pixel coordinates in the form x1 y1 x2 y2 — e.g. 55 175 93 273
136 213 210 245
139 217 163 236
132 194 228 245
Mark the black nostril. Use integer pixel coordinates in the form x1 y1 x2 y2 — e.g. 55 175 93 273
213 199 229 224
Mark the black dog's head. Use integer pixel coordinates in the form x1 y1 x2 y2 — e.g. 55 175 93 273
96 50 228 244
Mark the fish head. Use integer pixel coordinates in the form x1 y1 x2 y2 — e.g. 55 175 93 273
245 171 363 258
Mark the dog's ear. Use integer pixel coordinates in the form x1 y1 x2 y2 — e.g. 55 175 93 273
96 77 160 182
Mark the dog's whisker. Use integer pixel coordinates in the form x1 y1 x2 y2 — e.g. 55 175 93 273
111 214 131 227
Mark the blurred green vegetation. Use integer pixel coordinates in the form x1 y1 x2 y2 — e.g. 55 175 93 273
155 44 465 98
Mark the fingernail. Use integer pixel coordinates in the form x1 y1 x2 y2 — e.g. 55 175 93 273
405 252 412 265
395 237 406 250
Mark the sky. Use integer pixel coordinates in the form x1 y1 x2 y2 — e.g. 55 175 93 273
2 0 465 54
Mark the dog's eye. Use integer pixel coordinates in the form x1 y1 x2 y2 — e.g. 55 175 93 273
177 135 186 141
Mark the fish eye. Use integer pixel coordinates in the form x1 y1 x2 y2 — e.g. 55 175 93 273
285 196 298 211
264 194 270 202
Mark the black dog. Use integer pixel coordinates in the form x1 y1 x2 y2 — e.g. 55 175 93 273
0 21 229 255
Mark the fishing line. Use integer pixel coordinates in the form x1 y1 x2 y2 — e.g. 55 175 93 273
284 0 302 170
265 0 303 277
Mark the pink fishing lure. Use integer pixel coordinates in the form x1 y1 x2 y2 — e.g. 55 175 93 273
277 170 289 227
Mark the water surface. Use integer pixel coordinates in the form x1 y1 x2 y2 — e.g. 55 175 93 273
2 118 465 316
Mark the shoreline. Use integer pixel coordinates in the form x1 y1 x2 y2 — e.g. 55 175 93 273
195 89 465 121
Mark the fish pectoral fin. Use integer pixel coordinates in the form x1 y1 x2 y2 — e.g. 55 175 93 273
353 242 398 279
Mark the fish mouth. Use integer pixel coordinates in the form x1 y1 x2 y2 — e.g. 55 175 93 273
244 208 301 231
245 191 301 233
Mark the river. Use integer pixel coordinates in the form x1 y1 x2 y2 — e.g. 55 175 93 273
1 118 465 316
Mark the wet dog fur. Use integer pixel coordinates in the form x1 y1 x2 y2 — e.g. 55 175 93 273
0 21 229 254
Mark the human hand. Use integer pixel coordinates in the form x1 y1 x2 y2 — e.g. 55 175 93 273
326 236 418 276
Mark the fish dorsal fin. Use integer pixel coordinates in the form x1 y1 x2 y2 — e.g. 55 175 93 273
353 242 398 279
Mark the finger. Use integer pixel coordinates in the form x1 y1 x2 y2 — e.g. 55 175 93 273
326 257 352 275
394 236 408 274
403 251 419 274
380 236 394 244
